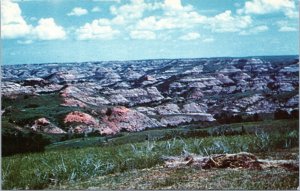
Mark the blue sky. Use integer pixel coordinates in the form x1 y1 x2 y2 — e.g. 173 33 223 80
1 0 299 64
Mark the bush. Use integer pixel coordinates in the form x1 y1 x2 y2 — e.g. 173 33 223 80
2 131 51 156
274 109 290 120
290 109 299 119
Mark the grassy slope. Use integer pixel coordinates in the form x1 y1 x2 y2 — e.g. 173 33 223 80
2 120 299 190
46 119 298 150
2 93 85 128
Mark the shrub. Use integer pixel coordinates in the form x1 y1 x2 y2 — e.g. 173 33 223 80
274 109 290 120
2 131 51 156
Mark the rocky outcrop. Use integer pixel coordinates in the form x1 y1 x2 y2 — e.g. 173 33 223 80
24 78 47 86
186 88 204 99
155 103 180 115
45 72 76 84
286 95 299 107
182 102 208 113
2 82 35 96
60 85 110 106
160 114 215 126
99 106 161 135
61 98 87 108
64 111 98 127
2 56 299 136
31 118 66 134
113 87 164 106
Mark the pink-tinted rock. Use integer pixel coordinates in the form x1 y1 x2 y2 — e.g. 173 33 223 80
99 106 161 135
187 88 204 99
64 111 98 126
61 98 87 108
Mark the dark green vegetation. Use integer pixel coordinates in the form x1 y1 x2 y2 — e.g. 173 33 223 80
2 94 82 127
2 94 81 156
2 119 299 190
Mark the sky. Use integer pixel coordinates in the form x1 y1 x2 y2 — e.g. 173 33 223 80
1 0 299 65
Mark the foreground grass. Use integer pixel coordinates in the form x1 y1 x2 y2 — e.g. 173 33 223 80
52 166 299 190
2 128 299 189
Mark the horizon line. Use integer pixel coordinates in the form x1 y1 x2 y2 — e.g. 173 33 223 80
2 54 299 66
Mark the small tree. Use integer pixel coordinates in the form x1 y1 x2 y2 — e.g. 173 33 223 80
274 109 289 120
253 113 260 121
290 109 299 119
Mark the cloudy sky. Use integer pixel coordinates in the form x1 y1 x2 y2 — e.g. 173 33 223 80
1 0 299 64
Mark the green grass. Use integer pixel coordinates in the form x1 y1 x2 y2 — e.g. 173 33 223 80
2 126 299 189
46 119 298 150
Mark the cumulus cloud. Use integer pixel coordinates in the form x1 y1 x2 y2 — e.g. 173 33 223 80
32 18 66 40
110 0 158 21
92 0 120 2
239 25 269 35
1 0 67 40
76 0 259 41
76 19 120 40
88 0 260 42
238 0 298 19
209 10 252 32
277 21 298 32
67 7 88 16
202 38 215 43
1 0 31 39
133 2 250 34
179 32 201 40
91 6 101 12
162 0 193 16
279 26 297 32
17 39 33 44
135 12 206 31
130 30 156 40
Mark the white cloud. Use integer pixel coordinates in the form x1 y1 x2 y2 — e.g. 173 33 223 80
67 7 88 16
203 38 215 43
91 6 101 12
136 16 178 30
1 0 67 40
252 25 269 32
92 0 120 2
238 0 298 19
277 20 298 32
1 0 31 39
32 18 66 40
209 10 252 32
279 26 297 32
76 19 120 40
179 32 200 40
106 0 257 39
164 0 183 10
239 25 269 35
130 30 156 40
110 0 155 20
17 39 33 44
135 12 206 31
162 0 193 16
30 17 37 21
